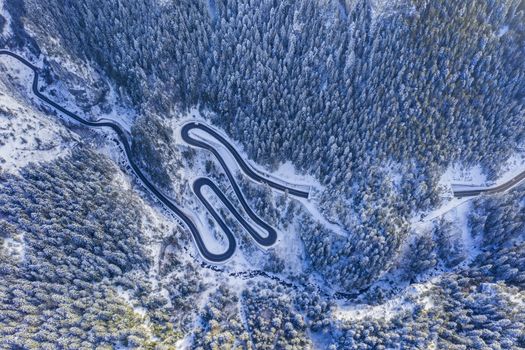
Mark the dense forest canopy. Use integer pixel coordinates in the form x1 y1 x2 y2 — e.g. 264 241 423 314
25 0 525 176
17 0 525 293
1 0 525 348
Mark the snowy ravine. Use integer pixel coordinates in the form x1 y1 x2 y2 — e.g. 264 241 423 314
1 43 512 314
1 49 331 299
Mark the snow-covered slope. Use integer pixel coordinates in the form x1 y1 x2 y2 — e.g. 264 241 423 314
0 57 74 174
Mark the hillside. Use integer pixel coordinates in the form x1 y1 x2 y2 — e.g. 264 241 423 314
1 0 525 348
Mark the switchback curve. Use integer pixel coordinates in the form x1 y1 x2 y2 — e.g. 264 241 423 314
181 122 310 198
193 178 277 246
183 121 313 249
0 50 234 262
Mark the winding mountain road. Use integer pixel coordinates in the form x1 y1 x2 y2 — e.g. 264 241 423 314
181 122 310 198
0 49 294 263
183 122 315 250
0 50 233 262
193 178 276 246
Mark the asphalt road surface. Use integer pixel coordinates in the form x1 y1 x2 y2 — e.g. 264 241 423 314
193 178 277 246
453 170 525 197
181 122 310 198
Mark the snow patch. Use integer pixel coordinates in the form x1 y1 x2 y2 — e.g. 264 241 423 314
334 281 433 322
444 154 525 193
271 219 308 273
417 196 471 223
297 197 349 238
489 153 525 185
369 0 415 21
497 25 509 37
115 287 147 318
207 0 218 21
272 161 319 190
2 236 25 261
442 163 487 188
94 83 135 132
451 200 478 263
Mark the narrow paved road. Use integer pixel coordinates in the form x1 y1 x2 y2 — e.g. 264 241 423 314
182 123 291 249
0 49 301 262
453 170 525 197
193 178 276 246
4 49 522 262
181 122 310 198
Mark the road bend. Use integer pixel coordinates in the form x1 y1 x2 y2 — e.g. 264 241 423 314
0 50 234 262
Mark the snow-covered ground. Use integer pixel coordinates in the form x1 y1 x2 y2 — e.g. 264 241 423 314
192 203 232 256
334 280 433 322
442 153 525 192
115 286 147 318
441 164 487 188
453 200 480 264
0 0 12 39
0 93 72 173
498 25 509 37
414 198 480 263
261 161 316 191
370 0 416 21
2 236 24 261
488 153 525 184
0 57 75 173
45 57 136 132
416 196 471 223
296 197 350 238
0 53 37 96
96 88 135 133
